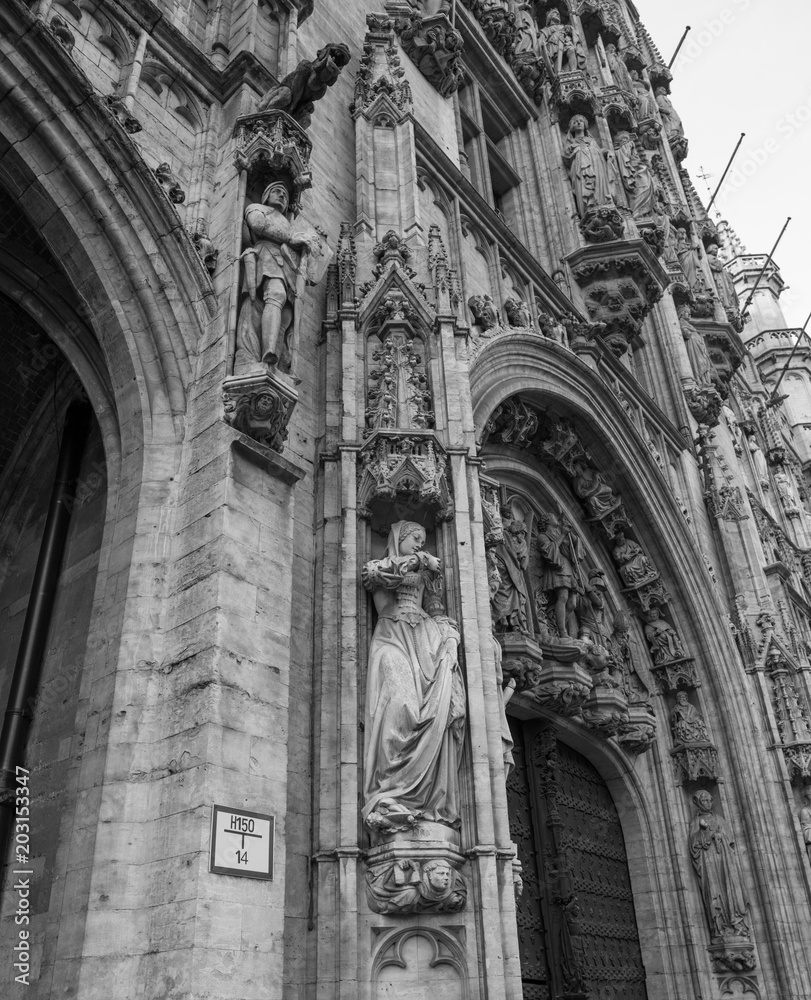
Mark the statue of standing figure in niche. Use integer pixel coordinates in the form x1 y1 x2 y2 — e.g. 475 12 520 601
362 521 466 835
490 508 531 634
537 510 584 640
539 9 586 76
563 116 615 220
670 691 711 744
629 68 657 119
799 786 811 859
706 244 741 315
675 228 705 293
604 41 633 92
655 86 684 138
235 180 331 375
688 790 750 941
678 304 715 389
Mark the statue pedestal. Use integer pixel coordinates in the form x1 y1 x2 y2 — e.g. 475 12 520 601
581 683 629 738
617 702 657 754
364 828 467 915
651 656 700 693
500 633 593 716
223 368 298 453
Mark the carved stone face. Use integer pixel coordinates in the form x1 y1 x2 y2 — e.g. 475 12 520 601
676 691 689 706
425 861 451 891
646 607 661 621
694 790 713 812
263 182 290 213
399 529 426 556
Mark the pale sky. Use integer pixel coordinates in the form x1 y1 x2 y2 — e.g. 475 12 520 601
639 1 811 329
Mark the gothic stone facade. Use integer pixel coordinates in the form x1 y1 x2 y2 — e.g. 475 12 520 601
1 1 811 999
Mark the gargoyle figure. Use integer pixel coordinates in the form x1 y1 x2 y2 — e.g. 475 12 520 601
257 43 352 128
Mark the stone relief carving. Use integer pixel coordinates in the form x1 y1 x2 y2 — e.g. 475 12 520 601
688 791 752 956
629 68 656 120
504 295 532 329
707 244 742 328
154 162 185 204
191 220 219 276
468 293 499 331
655 86 688 161
257 43 352 128
352 16 413 121
366 329 434 432
366 855 467 913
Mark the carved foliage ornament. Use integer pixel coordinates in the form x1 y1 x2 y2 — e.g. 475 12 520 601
352 16 413 121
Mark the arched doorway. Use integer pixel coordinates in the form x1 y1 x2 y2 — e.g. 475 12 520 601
507 719 648 1000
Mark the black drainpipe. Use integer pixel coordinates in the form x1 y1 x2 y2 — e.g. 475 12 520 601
0 399 92 867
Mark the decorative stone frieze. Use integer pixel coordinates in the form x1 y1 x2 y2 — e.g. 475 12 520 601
500 634 593 717
651 657 700 693
395 12 464 97
567 240 668 355
357 431 453 520
223 369 298 453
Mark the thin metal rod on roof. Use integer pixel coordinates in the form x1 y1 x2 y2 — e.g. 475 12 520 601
741 217 791 321
768 308 811 403
706 133 746 214
667 26 691 69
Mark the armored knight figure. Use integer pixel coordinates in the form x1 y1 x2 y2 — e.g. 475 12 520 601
538 9 585 76
537 510 584 640
235 180 330 375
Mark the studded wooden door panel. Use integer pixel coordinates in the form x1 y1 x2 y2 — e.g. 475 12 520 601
507 721 648 1000
553 741 647 1000
506 723 553 1000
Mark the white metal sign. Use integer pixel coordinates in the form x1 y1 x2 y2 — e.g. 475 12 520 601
210 805 274 880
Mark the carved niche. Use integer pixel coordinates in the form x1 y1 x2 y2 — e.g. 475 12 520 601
226 80 346 451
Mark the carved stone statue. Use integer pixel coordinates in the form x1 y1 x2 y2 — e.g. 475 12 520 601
800 786 811 859
678 304 714 389
629 68 656 119
562 115 614 220
707 244 740 314
362 521 466 835
612 530 657 587
257 43 352 128
688 790 750 941
504 296 532 328
675 228 704 293
235 181 330 374
604 42 633 92
468 293 498 330
577 570 610 648
643 606 685 664
655 86 684 137
490 509 531 633
539 9 585 75
571 460 618 519
537 511 584 639
671 691 711 744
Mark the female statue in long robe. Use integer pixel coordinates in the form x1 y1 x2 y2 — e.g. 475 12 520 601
562 115 614 220
362 521 466 836
688 791 749 941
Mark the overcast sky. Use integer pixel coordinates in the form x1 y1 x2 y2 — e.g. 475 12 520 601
638 1 811 328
